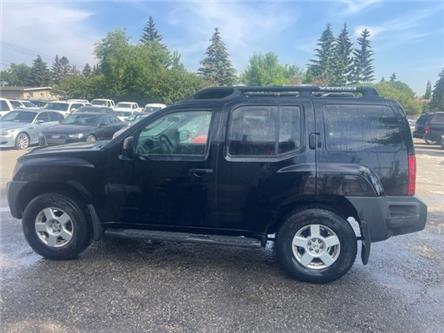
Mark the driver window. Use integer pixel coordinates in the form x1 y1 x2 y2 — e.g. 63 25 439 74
136 111 212 156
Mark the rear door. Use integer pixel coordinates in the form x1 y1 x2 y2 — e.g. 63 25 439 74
215 100 316 233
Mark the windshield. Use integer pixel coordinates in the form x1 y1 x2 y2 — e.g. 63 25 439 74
91 100 108 106
1 111 36 123
22 101 36 107
45 102 69 111
77 106 104 113
117 103 132 108
144 106 162 113
61 114 100 126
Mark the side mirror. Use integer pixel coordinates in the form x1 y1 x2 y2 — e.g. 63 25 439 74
122 136 134 158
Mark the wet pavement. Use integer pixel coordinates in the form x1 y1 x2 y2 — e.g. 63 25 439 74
1 142 443 333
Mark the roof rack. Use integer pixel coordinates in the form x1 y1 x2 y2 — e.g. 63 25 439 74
192 86 379 99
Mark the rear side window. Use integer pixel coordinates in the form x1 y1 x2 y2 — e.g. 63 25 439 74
228 106 302 157
49 112 63 121
323 105 402 152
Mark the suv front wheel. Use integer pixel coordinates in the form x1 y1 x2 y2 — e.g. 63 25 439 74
22 193 92 260
276 208 357 283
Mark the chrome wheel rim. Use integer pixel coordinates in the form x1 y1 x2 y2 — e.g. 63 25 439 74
17 134 29 149
292 224 341 269
35 207 74 247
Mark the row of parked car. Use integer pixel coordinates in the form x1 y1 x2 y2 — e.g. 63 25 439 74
413 112 444 149
0 97 166 149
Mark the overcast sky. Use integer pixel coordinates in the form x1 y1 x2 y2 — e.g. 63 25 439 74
2 0 444 95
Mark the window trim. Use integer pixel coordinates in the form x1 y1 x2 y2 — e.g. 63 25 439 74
225 104 305 162
134 108 214 162
322 104 404 153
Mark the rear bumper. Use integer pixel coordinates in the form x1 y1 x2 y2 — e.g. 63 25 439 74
7 180 27 218
347 196 427 242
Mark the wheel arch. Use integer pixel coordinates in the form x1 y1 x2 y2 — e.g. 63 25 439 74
268 196 361 235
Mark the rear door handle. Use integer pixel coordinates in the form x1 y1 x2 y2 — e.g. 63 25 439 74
309 132 319 149
189 168 213 177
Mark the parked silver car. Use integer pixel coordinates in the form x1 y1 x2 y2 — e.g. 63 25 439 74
0 110 64 149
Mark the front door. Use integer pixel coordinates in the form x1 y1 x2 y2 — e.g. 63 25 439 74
127 109 216 228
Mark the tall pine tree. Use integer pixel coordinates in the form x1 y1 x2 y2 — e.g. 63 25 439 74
29 55 51 86
51 55 63 84
198 28 236 86
140 16 163 45
352 29 374 83
307 24 336 85
331 23 353 85
82 63 92 77
390 72 397 82
424 80 432 99
429 68 444 111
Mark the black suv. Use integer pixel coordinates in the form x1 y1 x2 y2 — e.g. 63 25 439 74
7 86 427 283
423 112 444 148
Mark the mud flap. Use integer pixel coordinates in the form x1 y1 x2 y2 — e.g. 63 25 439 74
360 219 371 265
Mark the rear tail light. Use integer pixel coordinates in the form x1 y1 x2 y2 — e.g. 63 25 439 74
407 154 416 196
425 126 431 135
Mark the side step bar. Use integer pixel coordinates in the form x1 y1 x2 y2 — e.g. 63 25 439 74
104 228 262 248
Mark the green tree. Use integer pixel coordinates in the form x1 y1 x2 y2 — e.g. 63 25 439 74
241 52 304 86
307 24 336 84
374 80 421 115
51 55 63 84
424 80 432 99
331 23 353 85
82 63 92 77
390 72 397 82
140 16 162 45
198 28 236 86
352 29 374 83
429 68 444 111
29 55 51 86
0 63 32 86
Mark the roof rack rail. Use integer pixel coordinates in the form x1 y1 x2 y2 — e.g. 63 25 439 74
192 86 379 99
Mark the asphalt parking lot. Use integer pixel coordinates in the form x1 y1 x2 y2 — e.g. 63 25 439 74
0 141 443 333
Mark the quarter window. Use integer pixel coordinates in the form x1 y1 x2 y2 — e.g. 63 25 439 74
136 111 212 156
323 105 402 151
228 106 302 157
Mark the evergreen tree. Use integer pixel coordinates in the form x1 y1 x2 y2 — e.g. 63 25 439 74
198 28 236 86
29 55 51 86
380 77 385 82
331 23 353 85
51 55 63 84
352 29 374 83
390 72 397 82
82 63 92 77
307 24 336 84
60 56 71 77
140 16 162 45
430 68 444 111
424 80 432 99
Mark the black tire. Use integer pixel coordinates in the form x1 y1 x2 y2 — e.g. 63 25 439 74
276 208 357 283
22 193 92 260
15 132 30 149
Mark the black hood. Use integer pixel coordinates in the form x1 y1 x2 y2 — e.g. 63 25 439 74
42 124 96 135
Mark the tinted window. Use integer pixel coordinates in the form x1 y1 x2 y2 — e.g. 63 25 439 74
45 103 69 111
49 112 63 121
228 106 302 156
136 111 212 156
432 113 444 122
36 112 50 122
0 100 9 111
323 105 402 151
62 114 100 126
71 103 84 111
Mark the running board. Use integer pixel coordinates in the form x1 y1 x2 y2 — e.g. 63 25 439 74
104 228 262 248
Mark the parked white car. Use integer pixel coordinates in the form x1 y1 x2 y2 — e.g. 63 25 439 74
10 100 40 110
91 99 115 109
114 102 141 121
0 98 15 117
68 99 90 104
43 101 88 116
143 103 166 113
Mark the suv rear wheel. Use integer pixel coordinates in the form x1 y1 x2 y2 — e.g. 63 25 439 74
22 193 92 260
276 208 357 283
